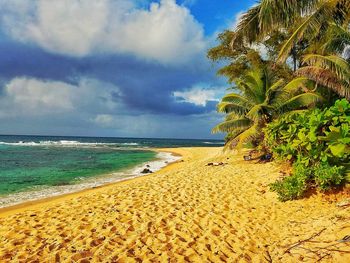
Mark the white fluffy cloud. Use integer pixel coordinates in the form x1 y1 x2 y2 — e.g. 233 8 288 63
0 77 223 138
173 84 225 106
0 77 120 116
5 78 74 111
0 0 206 64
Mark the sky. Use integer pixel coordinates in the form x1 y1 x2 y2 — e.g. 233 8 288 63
0 0 255 139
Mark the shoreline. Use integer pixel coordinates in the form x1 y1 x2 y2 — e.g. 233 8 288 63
0 148 183 216
1 146 349 262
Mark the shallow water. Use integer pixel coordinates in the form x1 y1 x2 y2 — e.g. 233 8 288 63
0 144 156 196
0 135 222 207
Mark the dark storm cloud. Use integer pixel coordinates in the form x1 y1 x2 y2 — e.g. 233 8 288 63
0 41 77 83
0 40 221 115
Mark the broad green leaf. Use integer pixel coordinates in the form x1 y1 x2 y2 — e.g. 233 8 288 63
329 144 346 157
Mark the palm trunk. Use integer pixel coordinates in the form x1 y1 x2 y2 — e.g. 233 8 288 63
292 46 297 72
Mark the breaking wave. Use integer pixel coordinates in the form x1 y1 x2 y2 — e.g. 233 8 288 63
0 140 140 147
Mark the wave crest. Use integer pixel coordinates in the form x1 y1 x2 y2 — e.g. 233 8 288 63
0 140 139 147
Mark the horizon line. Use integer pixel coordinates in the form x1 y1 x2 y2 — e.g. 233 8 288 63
0 133 224 142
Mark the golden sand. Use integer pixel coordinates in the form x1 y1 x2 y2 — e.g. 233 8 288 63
0 147 349 262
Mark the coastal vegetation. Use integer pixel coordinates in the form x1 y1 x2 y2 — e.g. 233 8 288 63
209 0 350 200
266 99 350 200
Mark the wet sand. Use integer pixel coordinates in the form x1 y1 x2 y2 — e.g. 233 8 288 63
0 147 349 262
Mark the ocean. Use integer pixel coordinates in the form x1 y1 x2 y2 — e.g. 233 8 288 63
0 135 223 207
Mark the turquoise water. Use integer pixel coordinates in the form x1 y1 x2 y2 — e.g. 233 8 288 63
0 135 223 202
0 144 156 196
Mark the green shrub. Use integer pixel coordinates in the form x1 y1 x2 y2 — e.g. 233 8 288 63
271 162 346 200
265 99 350 200
313 163 345 191
270 162 311 201
264 99 350 166
270 176 307 201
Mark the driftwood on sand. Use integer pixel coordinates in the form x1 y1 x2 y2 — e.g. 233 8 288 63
206 162 227 166
284 228 327 254
283 227 350 261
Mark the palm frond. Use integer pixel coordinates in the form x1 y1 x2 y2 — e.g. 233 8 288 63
281 77 313 93
225 111 246 120
212 118 252 134
233 0 319 46
235 124 261 148
221 93 253 108
297 65 350 99
217 102 248 115
278 1 335 63
246 104 264 121
302 54 350 80
242 70 266 103
235 78 261 104
258 0 318 32
222 128 248 150
265 79 285 104
232 5 261 45
277 92 323 113
321 23 350 54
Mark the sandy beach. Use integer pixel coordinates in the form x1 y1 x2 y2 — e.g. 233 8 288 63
0 147 350 262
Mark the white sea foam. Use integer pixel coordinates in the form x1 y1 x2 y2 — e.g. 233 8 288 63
131 152 181 174
119 143 139 146
203 141 224 145
0 151 181 208
0 140 139 147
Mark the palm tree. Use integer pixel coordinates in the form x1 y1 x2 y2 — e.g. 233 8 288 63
232 0 319 45
319 23 350 55
297 54 350 99
276 0 349 63
213 66 322 148
231 0 350 101
232 0 350 67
